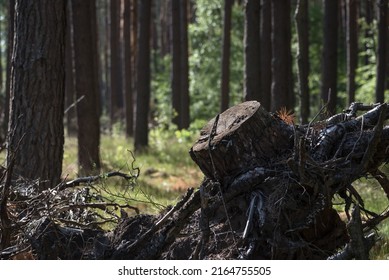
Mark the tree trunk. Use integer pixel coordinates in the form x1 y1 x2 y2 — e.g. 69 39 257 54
65 0 77 136
220 0 233 112
110 0 123 126
7 0 66 190
123 0 133 137
171 0 181 128
0 16 3 99
375 0 388 103
271 0 293 112
259 0 271 111
131 0 137 122
134 0 151 151
295 0 310 124
104 0 111 119
90 0 101 119
3 0 15 141
243 0 260 102
71 0 101 174
346 0 358 105
387 4 389 91
0 15 3 141
180 0 190 129
159 0 171 57
321 0 339 114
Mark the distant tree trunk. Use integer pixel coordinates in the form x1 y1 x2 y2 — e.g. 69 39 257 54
160 0 171 56
221 0 233 112
90 0 101 118
104 0 111 119
7 0 66 190
134 0 151 151
271 0 293 112
65 0 77 136
321 0 339 115
259 0 271 111
131 0 137 120
346 0 358 105
95 0 106 118
180 0 190 128
295 0 310 124
151 1 159 73
387 4 389 91
0 19 3 139
72 0 101 174
171 0 182 127
0 7 4 142
0 18 3 98
243 0 260 102
159 0 172 56
3 0 15 140
110 0 123 126
375 0 388 103
123 0 133 137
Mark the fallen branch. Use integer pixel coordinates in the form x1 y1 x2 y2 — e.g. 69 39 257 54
59 171 138 191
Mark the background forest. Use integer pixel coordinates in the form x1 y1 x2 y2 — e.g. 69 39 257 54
0 0 388 259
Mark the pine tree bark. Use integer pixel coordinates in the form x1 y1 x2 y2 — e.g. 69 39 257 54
259 0 271 111
221 0 233 112
160 0 171 57
0 17 3 100
71 0 101 174
90 0 101 118
7 0 66 190
131 0 137 114
180 0 190 129
171 0 182 128
321 0 339 114
110 0 123 125
134 0 151 151
271 0 293 112
3 0 15 141
104 0 111 119
65 0 77 136
346 0 358 104
375 0 388 103
295 0 310 124
123 0 133 137
243 0 260 102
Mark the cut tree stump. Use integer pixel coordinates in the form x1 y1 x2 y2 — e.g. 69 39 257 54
190 101 293 182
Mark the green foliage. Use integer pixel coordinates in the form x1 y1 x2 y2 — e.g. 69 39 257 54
307 1 324 113
355 19 378 104
189 0 244 121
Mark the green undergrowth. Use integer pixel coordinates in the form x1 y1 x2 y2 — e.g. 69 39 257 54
353 176 389 260
333 171 389 260
62 127 203 215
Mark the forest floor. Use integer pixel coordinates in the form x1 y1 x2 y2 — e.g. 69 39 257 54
62 131 204 213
